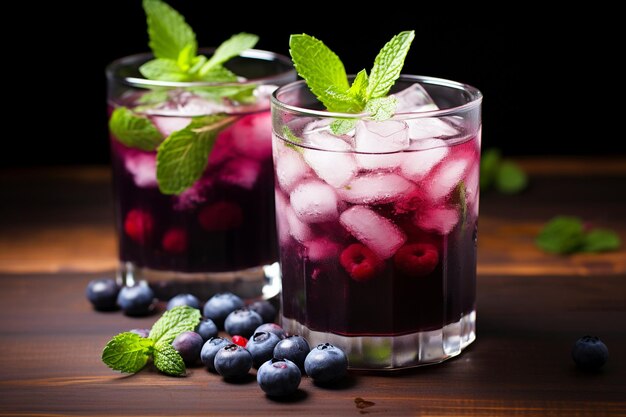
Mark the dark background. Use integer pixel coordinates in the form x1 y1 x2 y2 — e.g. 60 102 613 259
6 2 622 168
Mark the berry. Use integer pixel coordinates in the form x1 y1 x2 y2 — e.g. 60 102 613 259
393 243 439 277
304 343 348 383
572 336 609 371
172 331 203 366
246 331 281 369
161 228 188 254
257 358 301 397
339 243 383 282
203 293 244 329
129 328 150 338
166 293 201 310
255 323 286 340
225 308 263 338
198 201 243 232
200 337 230 372
273 335 310 371
195 318 218 342
85 278 120 311
248 300 277 323
231 335 248 347
213 344 253 379
124 209 154 243
117 284 155 316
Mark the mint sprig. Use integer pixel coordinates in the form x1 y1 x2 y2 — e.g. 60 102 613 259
536 216 621 254
109 107 162 151
480 148 528 194
289 31 415 133
101 306 200 376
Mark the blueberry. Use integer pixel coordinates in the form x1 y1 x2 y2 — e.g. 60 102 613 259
172 331 203 366
195 318 218 342
200 337 230 372
304 343 348 383
224 308 263 338
86 278 120 311
273 335 310 371
248 300 277 323
246 331 281 369
572 336 609 371
166 293 201 310
203 293 244 329
257 358 301 397
129 328 150 338
254 323 286 340
213 344 253 379
117 284 155 316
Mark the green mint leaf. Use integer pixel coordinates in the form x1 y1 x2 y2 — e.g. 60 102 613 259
536 216 586 254
139 58 190 81
330 119 357 135
143 0 196 61
366 31 415 99
364 96 397 121
480 148 501 189
177 44 196 71
496 161 528 194
347 69 369 103
148 306 201 346
289 34 351 110
153 343 186 376
322 86 364 113
101 332 154 373
195 66 239 83
200 33 259 75
582 229 621 252
137 89 170 105
109 107 163 151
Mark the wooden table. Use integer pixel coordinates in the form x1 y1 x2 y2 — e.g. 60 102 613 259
1 159 625 416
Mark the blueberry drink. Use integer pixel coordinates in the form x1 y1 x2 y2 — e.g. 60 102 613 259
106 1 295 299
271 32 482 369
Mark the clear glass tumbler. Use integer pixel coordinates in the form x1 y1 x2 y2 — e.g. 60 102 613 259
107 49 296 300
271 75 482 369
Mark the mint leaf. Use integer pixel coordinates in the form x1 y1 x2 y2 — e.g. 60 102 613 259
289 34 350 110
582 229 621 252
366 31 415 99
101 332 154 373
364 96 397 121
109 107 163 151
153 343 186 376
480 148 501 189
330 119 357 135
139 58 189 81
496 161 528 194
148 306 202 346
156 115 235 194
200 33 259 75
348 69 369 103
536 216 586 254
196 66 239 83
143 0 196 61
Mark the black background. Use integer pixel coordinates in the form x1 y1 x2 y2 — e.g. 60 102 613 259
6 2 622 167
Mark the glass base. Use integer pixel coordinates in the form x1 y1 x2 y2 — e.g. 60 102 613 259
281 310 476 370
117 261 282 301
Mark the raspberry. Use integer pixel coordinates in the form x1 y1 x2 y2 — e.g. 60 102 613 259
161 228 188 253
124 209 154 243
198 201 243 231
393 243 439 277
339 243 383 282
231 335 248 347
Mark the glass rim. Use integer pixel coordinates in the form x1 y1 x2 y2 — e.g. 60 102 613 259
271 74 483 119
106 48 295 88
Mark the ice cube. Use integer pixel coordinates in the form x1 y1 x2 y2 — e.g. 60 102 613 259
150 116 192 138
302 123 357 187
217 157 262 190
274 190 291 245
290 180 339 223
426 157 471 202
124 152 157 187
208 129 237 167
465 161 480 218
303 238 341 262
285 204 314 243
354 119 409 170
275 147 312 194
415 206 459 235
338 173 415 205
400 139 449 182
339 206 406 259
393 84 438 113
406 117 459 141
230 112 273 160
143 90 227 116
173 178 212 211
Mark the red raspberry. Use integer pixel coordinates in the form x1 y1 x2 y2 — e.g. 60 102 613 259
231 335 248 347
339 243 383 282
198 201 243 231
161 228 188 254
124 209 154 243
393 243 439 278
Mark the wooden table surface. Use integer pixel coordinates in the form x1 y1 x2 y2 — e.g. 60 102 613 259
1 158 625 416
